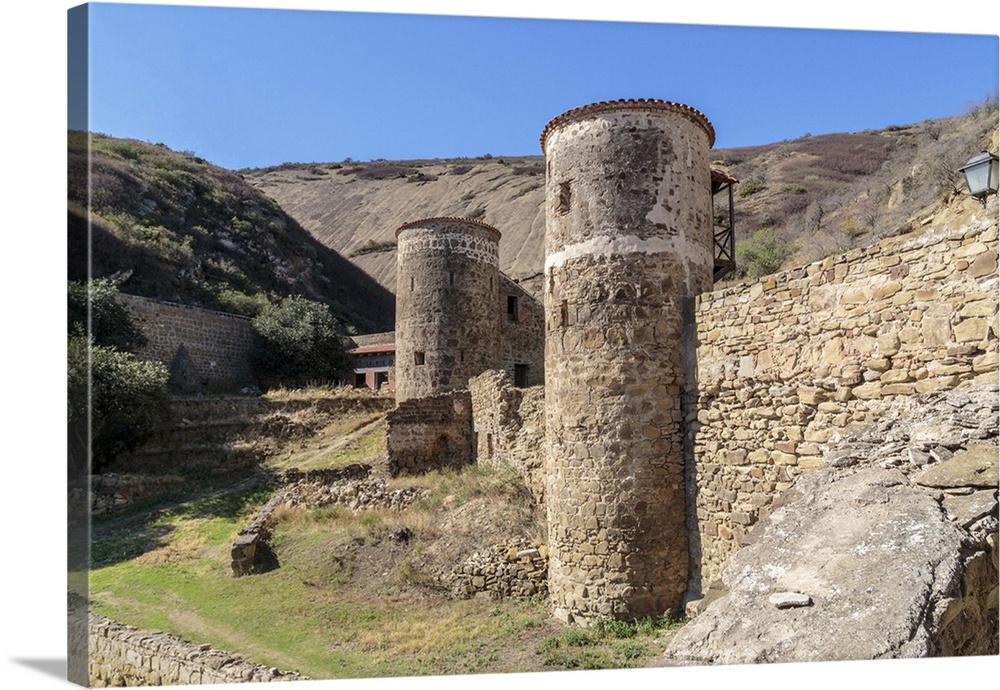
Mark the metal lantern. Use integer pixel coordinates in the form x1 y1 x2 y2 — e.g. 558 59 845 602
959 150 999 207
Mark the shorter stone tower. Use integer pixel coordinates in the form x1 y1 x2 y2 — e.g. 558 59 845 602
541 99 716 624
394 217 502 403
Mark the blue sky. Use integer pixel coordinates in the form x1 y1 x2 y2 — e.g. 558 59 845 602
74 1 999 170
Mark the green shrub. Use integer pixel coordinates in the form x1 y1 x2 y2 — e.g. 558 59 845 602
737 181 765 198
843 216 863 239
67 279 171 474
251 296 351 390
68 335 172 473
215 289 269 317
348 239 398 257
734 229 796 279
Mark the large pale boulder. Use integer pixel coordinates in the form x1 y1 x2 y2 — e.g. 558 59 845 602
663 383 998 665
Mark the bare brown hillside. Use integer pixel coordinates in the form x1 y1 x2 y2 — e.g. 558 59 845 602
245 101 998 298
245 157 549 296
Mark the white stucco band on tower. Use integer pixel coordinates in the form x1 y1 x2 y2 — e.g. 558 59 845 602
544 232 712 295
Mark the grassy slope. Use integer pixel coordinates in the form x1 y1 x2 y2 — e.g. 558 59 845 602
87 394 683 679
68 131 395 333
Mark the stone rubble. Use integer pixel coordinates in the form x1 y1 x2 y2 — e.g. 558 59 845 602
447 537 549 600
230 463 427 577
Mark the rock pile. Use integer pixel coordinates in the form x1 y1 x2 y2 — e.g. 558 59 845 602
231 463 427 576
448 537 548 599
280 476 427 513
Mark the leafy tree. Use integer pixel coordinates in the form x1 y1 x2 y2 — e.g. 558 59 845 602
67 278 147 350
251 296 351 390
734 229 796 280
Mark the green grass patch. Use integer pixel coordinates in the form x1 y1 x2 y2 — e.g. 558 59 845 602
89 471 556 679
535 613 685 671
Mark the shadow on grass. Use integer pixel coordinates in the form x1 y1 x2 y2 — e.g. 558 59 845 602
90 521 176 568
89 470 275 568
174 482 274 521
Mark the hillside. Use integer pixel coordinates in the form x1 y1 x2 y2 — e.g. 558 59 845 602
244 100 998 298
245 156 549 296
68 131 395 334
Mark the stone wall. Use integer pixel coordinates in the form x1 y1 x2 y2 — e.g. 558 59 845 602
688 213 999 592
665 382 998 663
447 537 549 600
91 473 185 516
385 391 474 475
111 390 394 476
469 370 546 504
118 293 255 394
87 613 305 685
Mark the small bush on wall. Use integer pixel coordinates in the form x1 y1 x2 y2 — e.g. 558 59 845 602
67 278 147 351
734 229 797 279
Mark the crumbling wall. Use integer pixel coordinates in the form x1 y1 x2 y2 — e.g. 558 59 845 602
87 614 305 685
469 370 546 504
447 537 548 599
231 464 425 577
499 275 546 387
688 214 998 591
385 391 474 475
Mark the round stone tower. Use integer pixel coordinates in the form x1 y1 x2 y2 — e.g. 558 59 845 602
540 99 716 623
394 217 502 403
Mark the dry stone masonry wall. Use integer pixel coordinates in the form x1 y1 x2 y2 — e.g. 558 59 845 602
447 537 549 600
542 99 717 624
469 370 547 505
117 293 255 394
385 391 474 475
688 213 999 591
90 473 185 516
664 382 997 663
87 614 305 685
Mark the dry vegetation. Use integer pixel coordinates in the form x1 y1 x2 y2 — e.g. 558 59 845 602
713 96 999 276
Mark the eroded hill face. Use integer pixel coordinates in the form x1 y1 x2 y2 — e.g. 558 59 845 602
245 157 550 297
245 104 998 298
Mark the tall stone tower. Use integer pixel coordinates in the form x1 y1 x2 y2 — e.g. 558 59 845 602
540 99 716 623
394 217 502 403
